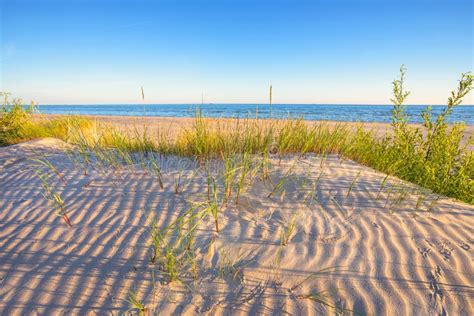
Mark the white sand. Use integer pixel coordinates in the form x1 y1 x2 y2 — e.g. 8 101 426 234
0 138 473 315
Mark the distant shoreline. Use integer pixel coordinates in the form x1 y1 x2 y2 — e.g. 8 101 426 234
32 103 474 125
36 103 474 106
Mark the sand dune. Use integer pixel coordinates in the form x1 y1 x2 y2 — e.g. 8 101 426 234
0 139 473 315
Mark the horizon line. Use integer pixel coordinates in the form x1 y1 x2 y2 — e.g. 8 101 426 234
36 102 474 106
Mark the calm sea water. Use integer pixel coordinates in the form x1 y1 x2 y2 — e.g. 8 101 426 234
36 104 474 125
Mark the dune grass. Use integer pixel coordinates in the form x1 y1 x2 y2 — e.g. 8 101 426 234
32 166 72 227
280 214 298 246
125 288 147 316
1 68 473 203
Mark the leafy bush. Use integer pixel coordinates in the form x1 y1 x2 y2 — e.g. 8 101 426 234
0 92 37 145
346 67 473 203
0 92 94 145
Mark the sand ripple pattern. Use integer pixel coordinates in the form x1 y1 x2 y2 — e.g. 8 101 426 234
0 139 473 315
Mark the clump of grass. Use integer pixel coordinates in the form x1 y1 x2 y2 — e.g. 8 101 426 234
217 248 253 282
126 288 147 316
289 267 352 314
147 201 209 283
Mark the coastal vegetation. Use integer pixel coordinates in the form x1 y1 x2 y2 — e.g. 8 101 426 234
1 68 472 203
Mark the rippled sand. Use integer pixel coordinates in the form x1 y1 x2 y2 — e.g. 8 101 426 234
0 138 473 315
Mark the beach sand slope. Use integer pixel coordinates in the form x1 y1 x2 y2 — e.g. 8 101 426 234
0 139 473 315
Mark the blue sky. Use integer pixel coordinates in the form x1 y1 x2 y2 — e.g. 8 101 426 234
1 0 473 104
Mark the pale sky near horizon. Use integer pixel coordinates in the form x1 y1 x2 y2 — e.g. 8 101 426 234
1 0 473 105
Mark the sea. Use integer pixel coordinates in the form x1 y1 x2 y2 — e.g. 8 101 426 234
35 104 474 125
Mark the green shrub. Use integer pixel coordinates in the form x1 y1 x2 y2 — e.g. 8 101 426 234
0 92 95 145
346 67 473 203
0 93 36 145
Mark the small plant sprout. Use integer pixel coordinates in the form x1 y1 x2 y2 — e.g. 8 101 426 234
268 163 295 198
164 246 179 283
207 176 221 233
427 196 440 212
187 248 199 281
347 171 361 198
268 176 287 198
319 151 328 168
126 288 147 316
376 174 390 200
149 154 164 189
415 194 426 211
217 248 252 282
296 290 350 315
221 153 239 205
288 267 352 314
235 152 253 205
206 164 213 201
280 214 298 246
260 150 271 180
150 217 165 264
394 187 409 210
273 242 284 271
289 266 344 292
305 171 323 205
182 217 199 280
30 155 66 183
51 191 72 227
34 170 72 227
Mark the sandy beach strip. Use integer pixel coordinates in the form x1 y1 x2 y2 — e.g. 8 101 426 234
33 114 474 142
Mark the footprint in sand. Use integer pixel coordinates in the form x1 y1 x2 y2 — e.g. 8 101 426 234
437 240 454 261
418 246 431 259
459 242 470 251
320 235 341 243
428 265 444 307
